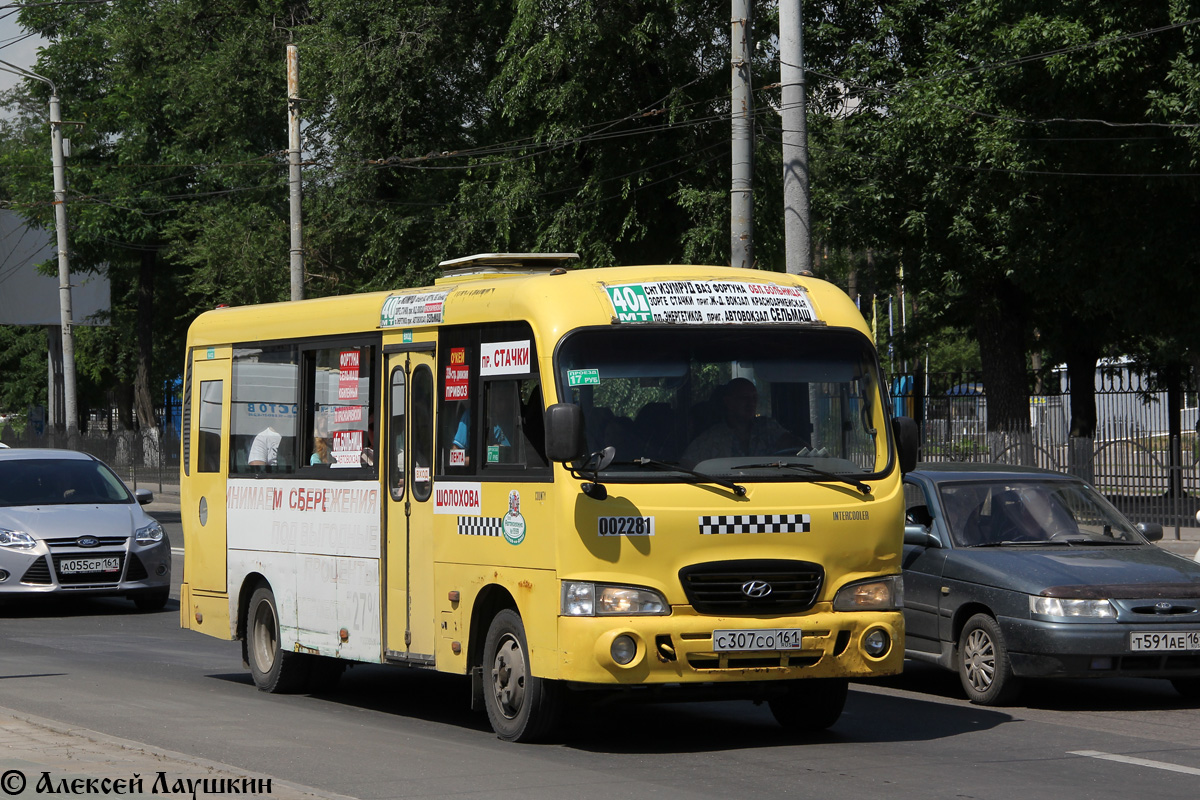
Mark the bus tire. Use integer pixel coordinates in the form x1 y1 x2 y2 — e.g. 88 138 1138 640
246 585 310 693
768 678 848 734
482 609 562 742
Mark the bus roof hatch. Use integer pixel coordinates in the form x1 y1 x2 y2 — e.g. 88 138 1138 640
437 252 579 277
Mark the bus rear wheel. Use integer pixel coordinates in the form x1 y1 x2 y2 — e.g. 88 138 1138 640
768 678 848 734
482 609 562 742
246 585 310 693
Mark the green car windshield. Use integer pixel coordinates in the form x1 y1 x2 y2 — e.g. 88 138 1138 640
555 326 889 480
937 479 1144 547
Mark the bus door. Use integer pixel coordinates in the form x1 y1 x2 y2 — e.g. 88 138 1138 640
184 350 229 593
384 344 437 663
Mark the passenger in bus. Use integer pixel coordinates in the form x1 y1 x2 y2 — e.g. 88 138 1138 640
680 378 800 468
310 416 333 465
248 425 282 467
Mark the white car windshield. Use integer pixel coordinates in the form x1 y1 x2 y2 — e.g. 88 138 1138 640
0 458 134 506
555 327 888 480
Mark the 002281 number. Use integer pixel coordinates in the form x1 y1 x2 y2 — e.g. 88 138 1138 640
597 516 655 536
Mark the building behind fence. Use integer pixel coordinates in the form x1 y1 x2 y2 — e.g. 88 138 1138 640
894 360 1200 537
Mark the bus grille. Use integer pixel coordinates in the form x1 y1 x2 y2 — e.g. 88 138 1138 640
679 559 824 615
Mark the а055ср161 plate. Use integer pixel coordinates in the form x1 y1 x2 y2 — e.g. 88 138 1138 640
712 629 803 652
59 557 121 574
1129 631 1200 652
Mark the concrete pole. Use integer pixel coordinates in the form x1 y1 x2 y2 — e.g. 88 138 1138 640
287 44 304 301
780 0 811 275
49 94 79 437
730 0 754 269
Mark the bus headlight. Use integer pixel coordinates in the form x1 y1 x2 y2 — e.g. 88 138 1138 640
561 581 670 616
833 576 903 611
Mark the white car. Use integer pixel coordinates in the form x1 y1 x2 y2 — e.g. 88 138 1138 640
0 448 171 609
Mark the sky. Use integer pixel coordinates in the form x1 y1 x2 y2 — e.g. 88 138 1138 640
0 11 44 93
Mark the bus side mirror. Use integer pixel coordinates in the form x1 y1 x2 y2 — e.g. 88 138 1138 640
545 403 586 462
892 416 918 474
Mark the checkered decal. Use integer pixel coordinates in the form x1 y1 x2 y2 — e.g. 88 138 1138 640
698 514 811 535
458 517 504 537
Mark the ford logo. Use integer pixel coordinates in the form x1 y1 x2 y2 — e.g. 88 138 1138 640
741 580 772 599
76 536 100 548
1155 601 1174 614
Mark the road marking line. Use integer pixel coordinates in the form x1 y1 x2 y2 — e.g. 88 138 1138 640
1070 750 1200 776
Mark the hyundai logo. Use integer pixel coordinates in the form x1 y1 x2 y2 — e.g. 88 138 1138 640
741 580 772 599
76 536 100 548
1155 601 1174 614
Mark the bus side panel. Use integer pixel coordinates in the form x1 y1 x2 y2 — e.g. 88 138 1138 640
228 550 384 662
434 564 559 679
226 477 384 664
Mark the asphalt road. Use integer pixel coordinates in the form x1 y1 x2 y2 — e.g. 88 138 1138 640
1 512 1199 799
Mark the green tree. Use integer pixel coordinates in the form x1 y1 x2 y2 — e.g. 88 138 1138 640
819 0 1200 435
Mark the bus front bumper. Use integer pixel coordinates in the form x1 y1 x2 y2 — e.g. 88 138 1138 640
555 604 903 685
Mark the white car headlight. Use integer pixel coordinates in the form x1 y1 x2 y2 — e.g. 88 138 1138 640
0 528 36 549
561 581 670 616
833 575 904 611
135 520 164 544
1030 596 1116 619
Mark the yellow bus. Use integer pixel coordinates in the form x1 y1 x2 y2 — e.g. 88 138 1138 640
179 253 917 741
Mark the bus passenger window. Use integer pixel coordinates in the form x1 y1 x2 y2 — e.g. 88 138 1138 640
389 367 405 500
411 365 433 502
197 380 223 474
230 345 299 474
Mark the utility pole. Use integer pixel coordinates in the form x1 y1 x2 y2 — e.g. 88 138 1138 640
0 60 79 437
730 0 754 269
287 44 304 301
780 0 811 275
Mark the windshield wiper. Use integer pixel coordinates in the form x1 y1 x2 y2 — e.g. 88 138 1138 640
629 457 747 497
732 461 872 495
966 540 1056 548
1053 537 1137 546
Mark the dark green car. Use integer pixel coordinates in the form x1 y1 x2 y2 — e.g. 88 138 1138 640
902 462 1200 705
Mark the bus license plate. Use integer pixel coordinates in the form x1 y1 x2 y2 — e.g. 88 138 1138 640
60 557 120 575
1129 631 1200 652
713 629 803 652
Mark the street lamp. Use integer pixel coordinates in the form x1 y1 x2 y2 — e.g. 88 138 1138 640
0 59 79 438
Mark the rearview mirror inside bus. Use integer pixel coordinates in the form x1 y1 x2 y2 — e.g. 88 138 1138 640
544 403 586 462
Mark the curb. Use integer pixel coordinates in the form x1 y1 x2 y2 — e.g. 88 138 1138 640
0 707 356 800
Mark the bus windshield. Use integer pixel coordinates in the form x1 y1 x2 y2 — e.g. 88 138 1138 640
556 326 888 479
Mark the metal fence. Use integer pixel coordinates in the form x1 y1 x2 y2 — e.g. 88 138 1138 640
894 367 1200 537
0 418 180 494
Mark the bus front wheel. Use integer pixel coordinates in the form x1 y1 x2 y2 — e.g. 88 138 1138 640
246 585 310 693
481 609 563 742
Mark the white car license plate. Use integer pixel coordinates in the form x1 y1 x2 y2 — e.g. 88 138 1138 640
1129 631 1200 652
712 628 803 652
60 557 121 575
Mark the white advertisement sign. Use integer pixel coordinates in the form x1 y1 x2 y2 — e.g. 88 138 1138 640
605 280 819 325
226 479 381 558
434 481 483 515
380 289 450 328
480 340 531 376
